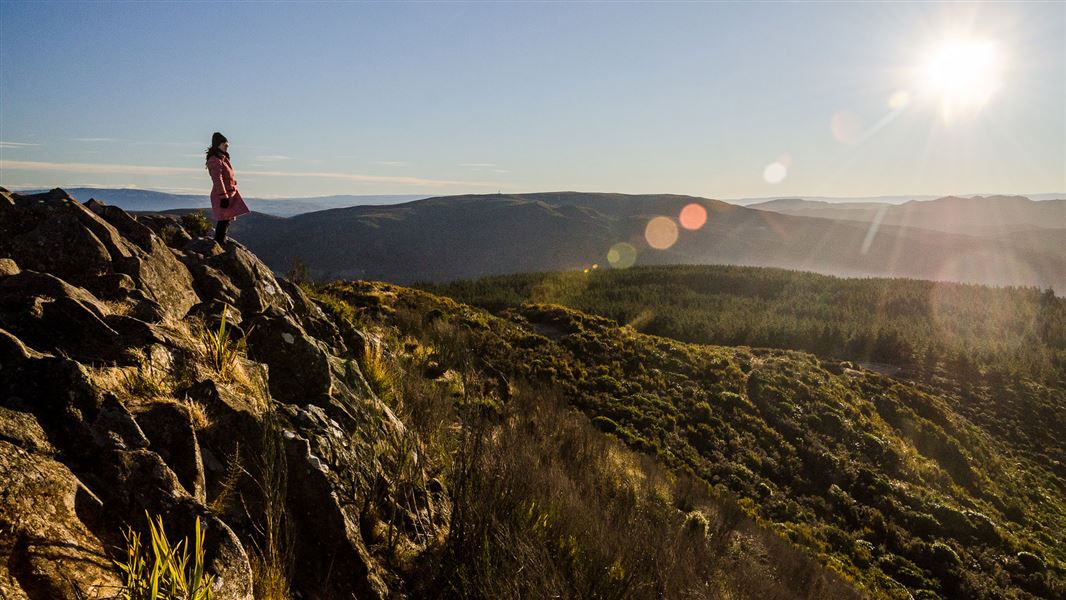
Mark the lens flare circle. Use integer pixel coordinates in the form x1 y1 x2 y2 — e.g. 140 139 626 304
888 90 911 110
763 162 787 184
607 242 637 268
679 203 707 230
644 217 679 250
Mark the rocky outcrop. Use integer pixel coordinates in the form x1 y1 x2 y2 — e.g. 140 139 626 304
0 187 441 599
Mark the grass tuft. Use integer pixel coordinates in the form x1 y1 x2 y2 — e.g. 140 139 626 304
359 335 397 404
115 511 215 600
122 350 171 399
197 305 246 380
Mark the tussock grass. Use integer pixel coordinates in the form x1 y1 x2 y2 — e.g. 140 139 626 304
195 306 246 381
116 512 215 600
359 335 397 404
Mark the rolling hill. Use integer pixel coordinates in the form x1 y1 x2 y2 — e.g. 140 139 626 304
226 191 1066 291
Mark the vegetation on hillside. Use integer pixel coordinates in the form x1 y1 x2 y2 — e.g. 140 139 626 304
418 265 1066 473
297 281 861 599
313 277 1065 599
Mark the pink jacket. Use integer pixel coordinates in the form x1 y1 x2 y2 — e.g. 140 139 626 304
207 154 251 221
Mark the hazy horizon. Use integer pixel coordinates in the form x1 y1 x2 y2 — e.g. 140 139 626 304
2 2 1063 199
5 185 1063 207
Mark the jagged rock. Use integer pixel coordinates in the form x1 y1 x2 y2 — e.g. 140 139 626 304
0 406 55 455
91 393 150 451
134 401 207 503
280 278 349 354
100 270 137 293
207 244 292 315
125 288 169 323
86 198 156 251
105 313 167 350
112 247 198 321
0 259 19 277
0 270 125 361
246 311 334 405
100 449 254 600
138 214 193 249
185 237 225 258
281 430 391 599
0 191 198 320
186 262 242 308
0 191 440 599
0 424 121 598
178 379 264 502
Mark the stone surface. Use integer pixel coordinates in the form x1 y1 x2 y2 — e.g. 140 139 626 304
0 189 436 599
134 401 207 502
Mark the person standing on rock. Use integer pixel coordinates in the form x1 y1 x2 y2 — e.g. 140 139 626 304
205 131 250 243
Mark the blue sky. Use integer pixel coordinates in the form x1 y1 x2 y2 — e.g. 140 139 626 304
1 1 1063 199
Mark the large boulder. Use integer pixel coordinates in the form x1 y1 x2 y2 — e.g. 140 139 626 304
0 190 198 320
207 244 292 316
246 311 334 405
0 270 141 363
134 401 207 503
0 436 123 599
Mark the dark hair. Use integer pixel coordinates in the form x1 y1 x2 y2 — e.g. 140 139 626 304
205 131 230 165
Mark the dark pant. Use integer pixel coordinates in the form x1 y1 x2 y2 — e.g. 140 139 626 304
214 219 231 243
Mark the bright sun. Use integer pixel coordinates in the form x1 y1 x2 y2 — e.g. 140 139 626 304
919 38 1004 121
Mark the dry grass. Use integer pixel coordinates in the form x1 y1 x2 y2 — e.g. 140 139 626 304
100 298 134 316
184 397 211 429
119 349 171 400
358 334 397 404
244 414 294 600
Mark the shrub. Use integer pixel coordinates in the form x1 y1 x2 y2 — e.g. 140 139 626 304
682 510 710 538
180 210 212 237
159 224 180 245
1016 551 1045 572
116 512 215 600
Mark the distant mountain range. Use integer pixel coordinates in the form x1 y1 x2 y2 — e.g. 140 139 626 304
748 195 1066 235
727 192 1065 206
13 187 428 217
221 191 1066 291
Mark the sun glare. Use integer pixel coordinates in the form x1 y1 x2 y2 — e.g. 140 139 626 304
919 38 1004 121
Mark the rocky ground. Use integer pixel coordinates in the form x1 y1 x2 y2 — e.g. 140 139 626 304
0 187 443 599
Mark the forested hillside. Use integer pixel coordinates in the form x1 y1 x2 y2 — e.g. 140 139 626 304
316 278 1066 599
419 265 1066 471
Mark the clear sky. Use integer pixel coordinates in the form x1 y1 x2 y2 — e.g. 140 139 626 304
1 1 1063 200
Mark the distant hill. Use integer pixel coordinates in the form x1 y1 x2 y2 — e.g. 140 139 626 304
749 194 1066 235
226 191 1066 291
14 187 428 217
728 192 1065 206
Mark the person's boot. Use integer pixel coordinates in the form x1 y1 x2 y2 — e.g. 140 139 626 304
214 219 230 243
